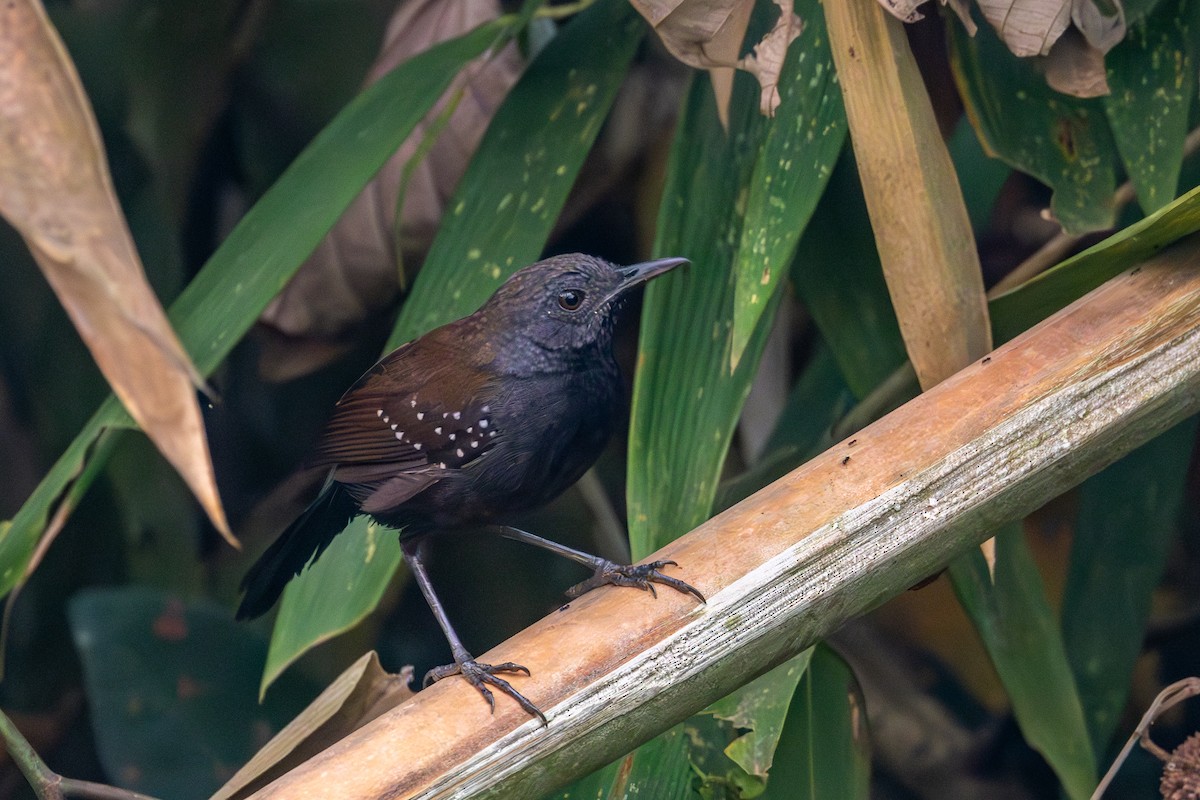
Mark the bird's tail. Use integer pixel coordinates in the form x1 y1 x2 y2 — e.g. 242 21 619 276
236 478 359 620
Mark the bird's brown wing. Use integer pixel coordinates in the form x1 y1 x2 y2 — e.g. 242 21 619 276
308 335 502 513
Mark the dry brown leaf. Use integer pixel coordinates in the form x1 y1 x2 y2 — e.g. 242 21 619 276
702 0 755 129
629 0 802 119
258 0 523 374
737 0 804 115
0 0 231 543
1043 27 1110 98
973 0 1071 55
880 0 1122 66
211 652 413 800
974 0 1124 57
1072 0 1126 52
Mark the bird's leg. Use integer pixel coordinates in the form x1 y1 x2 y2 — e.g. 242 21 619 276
400 536 547 723
491 526 706 603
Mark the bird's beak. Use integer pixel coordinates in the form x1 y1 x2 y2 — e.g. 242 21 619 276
615 256 689 293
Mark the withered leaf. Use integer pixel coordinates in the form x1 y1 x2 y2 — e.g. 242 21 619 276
975 0 1124 58
973 0 1071 55
629 0 802 120
879 0 1122 73
1043 27 1111 98
210 652 413 800
258 0 523 377
0 0 231 543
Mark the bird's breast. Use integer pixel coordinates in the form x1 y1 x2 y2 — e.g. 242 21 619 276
423 365 622 521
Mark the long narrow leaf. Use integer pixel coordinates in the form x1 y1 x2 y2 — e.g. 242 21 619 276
1062 418 1198 757
0 0 228 539
760 645 870 799
950 526 1097 800
824 0 989 389
991 182 1200 343
629 65 770 551
729 0 846 367
629 0 840 556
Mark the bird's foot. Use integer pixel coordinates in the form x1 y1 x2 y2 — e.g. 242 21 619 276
566 559 706 603
424 658 547 724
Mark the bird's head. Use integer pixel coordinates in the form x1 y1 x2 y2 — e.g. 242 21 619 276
481 253 687 366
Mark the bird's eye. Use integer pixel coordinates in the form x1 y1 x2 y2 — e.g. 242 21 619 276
557 289 585 311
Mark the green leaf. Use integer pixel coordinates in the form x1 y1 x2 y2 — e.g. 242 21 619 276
261 518 402 697
546 758 625 800
265 0 645 688
949 526 1097 800
1062 417 1198 757
0 18 509 599
689 713 765 799
716 342 856 511
1103 0 1199 214
68 587 318 800
790 149 906 398
990 182 1200 343
629 0 794 555
729 1 847 367
710 650 814 782
760 645 870 799
948 10 1119 234
548 724 696 800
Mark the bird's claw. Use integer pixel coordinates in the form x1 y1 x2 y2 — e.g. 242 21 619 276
424 658 546 724
566 559 706 603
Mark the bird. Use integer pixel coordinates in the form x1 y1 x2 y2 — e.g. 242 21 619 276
237 252 704 721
